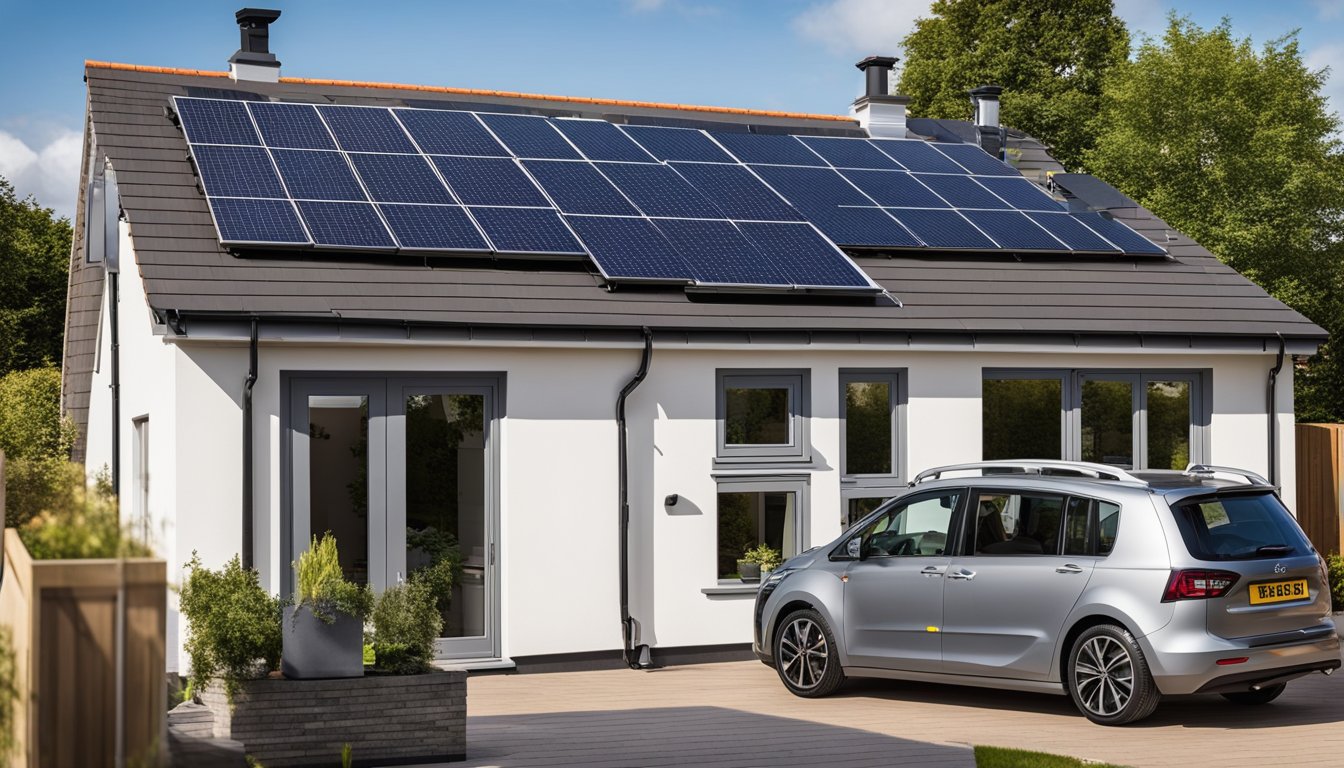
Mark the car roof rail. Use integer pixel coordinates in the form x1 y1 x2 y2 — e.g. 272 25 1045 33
1182 464 1272 487
912 460 1145 485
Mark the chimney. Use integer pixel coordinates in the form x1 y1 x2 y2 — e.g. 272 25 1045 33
850 55 908 139
229 8 282 83
969 85 1004 158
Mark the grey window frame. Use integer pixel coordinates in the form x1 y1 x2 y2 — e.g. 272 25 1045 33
710 474 810 588
131 414 150 545
839 369 908 522
715 369 810 463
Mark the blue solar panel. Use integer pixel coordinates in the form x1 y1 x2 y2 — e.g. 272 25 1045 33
869 139 967 174
974 176 1061 211
565 215 693 281
271 150 367 201
885 209 996 249
653 219 787 286
1024 212 1119 253
317 106 417 154
552 120 656 163
432 156 549 207
175 97 261 146
210 198 310 245
748 165 872 212
347 154 453 205
521 160 639 216
797 137 901 170
710 133 828 167
1071 212 1167 255
801 206 921 248
736 222 873 288
247 102 337 150
961 210 1066 250
478 113 582 159
840 170 948 209
914 173 1011 209
296 201 396 249
620 126 735 163
469 207 585 254
669 163 803 222
393 109 510 157
191 146 286 198
596 163 722 219
378 204 489 251
931 142 1020 176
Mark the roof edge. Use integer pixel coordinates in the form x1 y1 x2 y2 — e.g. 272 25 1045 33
84 59 855 123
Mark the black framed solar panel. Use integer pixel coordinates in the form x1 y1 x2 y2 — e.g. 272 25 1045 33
974 176 1061 212
521 160 640 216
431 156 550 207
596 162 722 219
886 208 997 249
806 206 922 248
667 163 802 222
565 215 694 282
296 201 396 249
552 119 657 163
246 102 337 150
868 139 966 174
191 145 287 199
930 142 1020 176
1071 212 1167 255
840 170 948 209
748 165 873 212
477 113 582 160
348 153 454 205
797 136 901 170
735 222 875 288
961 210 1066 251
1024 212 1120 252
653 218 790 286
174 97 261 146
392 109 510 157
377 204 490 252
620 125 736 163
209 198 311 245
710 132 828 167
317 105 418 154
468 206 586 254
913 173 1011 210
271 150 368 202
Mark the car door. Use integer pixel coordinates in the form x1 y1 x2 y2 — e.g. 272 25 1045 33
941 488 1098 680
842 488 965 673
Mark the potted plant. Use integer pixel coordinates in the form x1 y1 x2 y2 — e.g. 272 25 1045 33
282 534 372 679
179 553 282 702
738 543 782 583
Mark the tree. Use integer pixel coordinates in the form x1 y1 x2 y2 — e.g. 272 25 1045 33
897 0 1130 170
0 175 71 377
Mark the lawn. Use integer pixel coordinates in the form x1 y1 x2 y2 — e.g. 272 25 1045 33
976 745 1127 768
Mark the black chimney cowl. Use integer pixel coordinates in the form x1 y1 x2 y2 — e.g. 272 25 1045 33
855 55 899 99
230 8 282 66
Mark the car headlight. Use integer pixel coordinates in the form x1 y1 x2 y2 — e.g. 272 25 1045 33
761 567 797 588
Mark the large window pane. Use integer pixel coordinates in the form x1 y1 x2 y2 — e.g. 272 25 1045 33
1147 380 1191 469
844 380 892 474
983 378 1062 460
717 490 796 579
1081 379 1134 467
308 395 370 584
724 387 790 445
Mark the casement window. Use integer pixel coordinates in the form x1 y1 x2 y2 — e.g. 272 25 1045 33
839 369 906 528
132 416 150 544
715 370 810 462
714 476 808 582
982 369 1210 470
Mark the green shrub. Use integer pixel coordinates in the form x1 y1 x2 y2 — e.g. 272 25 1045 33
742 543 782 571
407 526 462 618
0 626 16 760
0 366 78 528
1327 553 1344 612
368 578 442 674
179 554 282 702
17 469 149 560
293 534 371 622
4 458 82 530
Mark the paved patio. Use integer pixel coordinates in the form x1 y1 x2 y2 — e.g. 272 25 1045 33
444 656 1344 768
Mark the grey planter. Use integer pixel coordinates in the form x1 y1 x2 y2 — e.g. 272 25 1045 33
281 604 363 679
737 561 761 582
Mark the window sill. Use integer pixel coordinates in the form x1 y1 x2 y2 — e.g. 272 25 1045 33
701 584 760 596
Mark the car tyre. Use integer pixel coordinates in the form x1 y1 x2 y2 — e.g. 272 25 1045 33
1066 624 1161 725
773 608 845 698
1220 683 1286 705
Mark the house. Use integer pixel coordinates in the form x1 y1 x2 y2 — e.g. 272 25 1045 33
63 10 1323 674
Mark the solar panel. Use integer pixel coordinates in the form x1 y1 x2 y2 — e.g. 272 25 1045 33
620 125 735 163
840 170 948 209
596 162 722 219
469 207 586 254
961 210 1066 251
710 132 828 167
974 176 1061 212
653 218 788 286
1024 212 1119 253
521 160 640 216
174 98 261 146
931 142 1020 176
736 222 875 288
565 215 693 281
1071 212 1167 255
797 136 901 170
804 206 921 248
669 163 803 222
431 156 550 207
869 139 966 174
247 102 337 150
210 198 311 245
748 165 873 212
271 150 368 201
378 204 489 252
191 146 287 198
552 119 656 163
296 201 396 249
914 173 1011 209
393 109 510 157
885 208 997 249
317 106 418 154
478 113 582 159
348 154 454 205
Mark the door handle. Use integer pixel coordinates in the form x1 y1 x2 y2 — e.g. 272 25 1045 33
920 566 946 577
1056 563 1084 574
946 568 976 581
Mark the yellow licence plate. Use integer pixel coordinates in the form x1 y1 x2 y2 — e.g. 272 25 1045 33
1248 579 1308 605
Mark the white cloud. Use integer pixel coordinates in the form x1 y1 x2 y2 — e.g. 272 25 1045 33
1312 1 1344 20
0 127 82 220
791 0 927 57
627 0 668 11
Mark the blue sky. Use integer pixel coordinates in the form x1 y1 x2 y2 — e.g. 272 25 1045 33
2 0 1342 218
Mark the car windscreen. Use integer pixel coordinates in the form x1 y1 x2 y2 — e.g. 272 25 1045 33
1169 492 1313 561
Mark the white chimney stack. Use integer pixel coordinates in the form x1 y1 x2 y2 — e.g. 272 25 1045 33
850 56 908 139
229 8 283 83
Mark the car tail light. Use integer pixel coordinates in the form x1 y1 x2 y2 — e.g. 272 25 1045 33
1162 569 1239 602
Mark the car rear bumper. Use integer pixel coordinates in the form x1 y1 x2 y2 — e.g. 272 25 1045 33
1143 618 1342 695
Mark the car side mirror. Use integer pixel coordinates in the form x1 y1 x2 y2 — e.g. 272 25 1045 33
846 538 863 560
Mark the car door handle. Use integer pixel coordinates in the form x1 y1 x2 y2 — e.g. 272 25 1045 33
1056 564 1084 574
920 566 946 577
946 568 976 580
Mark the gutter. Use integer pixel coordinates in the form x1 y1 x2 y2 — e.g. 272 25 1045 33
1266 333 1286 486
242 317 258 570
109 271 121 495
617 327 654 670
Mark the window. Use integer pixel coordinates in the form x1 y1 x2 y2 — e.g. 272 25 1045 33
132 416 150 545
1063 496 1122 556
983 369 1208 469
839 369 906 528
715 477 807 581
852 491 960 559
971 491 1065 555
716 370 809 462
1169 493 1312 561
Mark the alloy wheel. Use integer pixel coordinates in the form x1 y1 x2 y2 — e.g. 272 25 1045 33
778 616 829 691
1073 634 1134 717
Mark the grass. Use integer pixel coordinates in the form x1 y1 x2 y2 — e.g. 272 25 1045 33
975 745 1127 768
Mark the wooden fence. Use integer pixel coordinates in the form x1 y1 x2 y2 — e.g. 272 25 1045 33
1295 423 1344 556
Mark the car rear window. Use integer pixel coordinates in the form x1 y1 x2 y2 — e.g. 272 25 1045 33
1169 492 1313 561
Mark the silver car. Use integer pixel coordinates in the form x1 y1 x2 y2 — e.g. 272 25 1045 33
753 461 1341 725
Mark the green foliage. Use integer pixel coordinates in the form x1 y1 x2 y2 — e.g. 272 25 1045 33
0 365 79 528
341 743 353 768
0 176 71 377
0 626 16 760
974 745 1124 768
1327 553 1344 612
293 534 372 622
368 577 442 674
406 526 462 620
742 543 782 570
17 466 149 559
179 554 283 702
897 0 1130 169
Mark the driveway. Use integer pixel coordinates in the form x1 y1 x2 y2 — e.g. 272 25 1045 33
452 658 1344 768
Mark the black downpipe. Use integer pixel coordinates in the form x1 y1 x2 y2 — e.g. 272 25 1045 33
242 318 258 570
109 272 121 496
1267 333 1286 486
617 328 654 669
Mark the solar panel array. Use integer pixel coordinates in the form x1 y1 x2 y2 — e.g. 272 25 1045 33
173 96 1166 293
